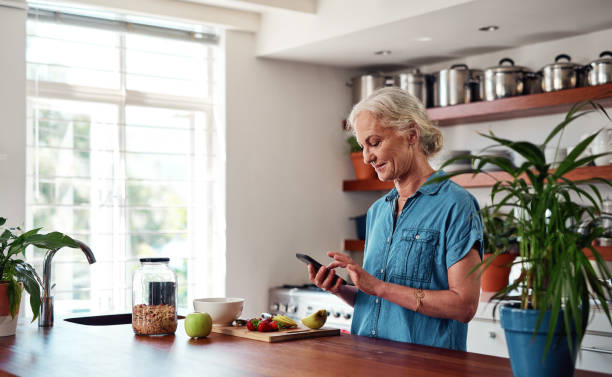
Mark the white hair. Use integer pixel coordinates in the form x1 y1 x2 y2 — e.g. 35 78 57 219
347 87 443 158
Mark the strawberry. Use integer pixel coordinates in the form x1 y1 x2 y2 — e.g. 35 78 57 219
257 318 278 332
246 318 260 331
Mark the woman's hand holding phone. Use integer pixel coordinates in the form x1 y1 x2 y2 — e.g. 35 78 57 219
308 263 345 293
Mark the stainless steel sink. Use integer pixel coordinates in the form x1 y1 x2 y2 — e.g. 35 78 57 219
64 313 185 326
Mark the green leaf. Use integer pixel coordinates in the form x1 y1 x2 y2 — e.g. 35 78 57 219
23 232 80 250
7 279 21 319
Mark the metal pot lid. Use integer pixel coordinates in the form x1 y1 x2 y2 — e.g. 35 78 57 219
486 58 530 73
393 67 424 80
440 63 471 72
542 54 582 70
587 50 612 66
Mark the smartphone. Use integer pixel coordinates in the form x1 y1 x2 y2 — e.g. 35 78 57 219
296 253 347 285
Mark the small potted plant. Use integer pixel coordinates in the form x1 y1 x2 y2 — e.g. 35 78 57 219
437 102 612 377
480 207 519 292
0 217 85 336
347 135 377 180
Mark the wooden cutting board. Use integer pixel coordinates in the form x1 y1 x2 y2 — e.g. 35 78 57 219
211 325 340 343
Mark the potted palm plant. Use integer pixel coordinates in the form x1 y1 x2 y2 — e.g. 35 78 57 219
0 217 86 336
437 102 612 377
480 207 519 292
347 135 377 180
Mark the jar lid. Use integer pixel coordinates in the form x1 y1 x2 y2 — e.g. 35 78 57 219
140 257 170 263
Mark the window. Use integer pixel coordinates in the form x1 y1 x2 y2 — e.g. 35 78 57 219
25 8 225 315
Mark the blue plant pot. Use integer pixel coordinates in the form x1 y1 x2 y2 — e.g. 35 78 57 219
499 304 578 377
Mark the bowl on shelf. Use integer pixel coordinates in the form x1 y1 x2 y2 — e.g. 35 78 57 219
193 297 245 325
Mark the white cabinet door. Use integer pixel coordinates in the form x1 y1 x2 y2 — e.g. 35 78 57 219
467 318 508 358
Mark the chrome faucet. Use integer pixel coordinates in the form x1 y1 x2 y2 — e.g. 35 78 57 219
39 241 96 327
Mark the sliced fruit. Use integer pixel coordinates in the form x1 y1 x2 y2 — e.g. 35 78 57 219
301 309 327 329
272 314 298 328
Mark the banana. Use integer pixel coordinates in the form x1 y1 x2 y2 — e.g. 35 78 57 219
272 314 298 328
301 309 327 329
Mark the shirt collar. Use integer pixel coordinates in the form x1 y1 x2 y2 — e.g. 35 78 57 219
384 170 447 202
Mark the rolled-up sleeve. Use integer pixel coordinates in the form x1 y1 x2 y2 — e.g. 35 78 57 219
445 197 484 269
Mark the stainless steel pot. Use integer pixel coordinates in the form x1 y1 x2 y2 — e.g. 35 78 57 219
541 54 585 92
484 58 530 101
524 71 542 95
392 68 427 106
586 51 612 86
436 64 483 107
349 73 393 105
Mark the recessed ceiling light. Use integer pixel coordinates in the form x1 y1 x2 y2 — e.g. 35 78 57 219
374 50 392 56
415 36 432 42
478 25 499 32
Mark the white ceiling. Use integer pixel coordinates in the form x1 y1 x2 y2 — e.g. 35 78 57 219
179 0 612 68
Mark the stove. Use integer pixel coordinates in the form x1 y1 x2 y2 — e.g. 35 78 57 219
268 285 354 331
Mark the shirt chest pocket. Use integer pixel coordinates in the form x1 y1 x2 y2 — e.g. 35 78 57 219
390 229 439 283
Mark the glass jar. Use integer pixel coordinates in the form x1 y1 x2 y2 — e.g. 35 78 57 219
132 258 178 336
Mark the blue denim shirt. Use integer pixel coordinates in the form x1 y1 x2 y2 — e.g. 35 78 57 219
350 170 483 351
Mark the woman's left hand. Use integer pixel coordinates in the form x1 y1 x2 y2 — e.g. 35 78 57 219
327 251 385 297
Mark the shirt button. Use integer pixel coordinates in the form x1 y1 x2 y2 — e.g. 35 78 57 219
375 298 379 304
371 330 376 336
386 237 391 243
380 268 384 274
415 234 420 240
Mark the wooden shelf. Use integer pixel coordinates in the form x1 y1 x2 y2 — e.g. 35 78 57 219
344 239 365 252
343 165 612 191
427 83 612 126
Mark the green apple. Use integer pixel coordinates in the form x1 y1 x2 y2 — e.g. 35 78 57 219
184 312 213 338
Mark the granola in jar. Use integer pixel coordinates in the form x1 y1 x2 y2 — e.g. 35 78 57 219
132 304 177 335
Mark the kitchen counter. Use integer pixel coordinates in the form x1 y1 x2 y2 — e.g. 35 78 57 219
0 318 608 377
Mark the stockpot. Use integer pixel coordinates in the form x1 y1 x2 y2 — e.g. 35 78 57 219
540 54 585 92
585 51 612 86
349 73 393 105
390 68 434 107
524 71 542 95
436 64 484 107
484 58 530 101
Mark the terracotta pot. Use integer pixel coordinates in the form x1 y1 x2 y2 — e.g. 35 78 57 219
0 282 21 337
481 253 516 292
350 152 377 180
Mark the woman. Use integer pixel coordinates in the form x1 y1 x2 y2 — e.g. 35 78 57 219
307 87 483 351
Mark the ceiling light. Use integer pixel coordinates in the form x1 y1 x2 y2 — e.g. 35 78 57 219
478 25 499 32
374 50 392 56
415 36 432 42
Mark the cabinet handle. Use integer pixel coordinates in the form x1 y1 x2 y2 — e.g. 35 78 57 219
581 346 612 355
489 331 496 339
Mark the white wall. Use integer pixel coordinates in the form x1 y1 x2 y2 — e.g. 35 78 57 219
419 28 612 205
0 2 26 227
225 30 373 317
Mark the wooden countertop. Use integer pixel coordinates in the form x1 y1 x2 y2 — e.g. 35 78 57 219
0 318 608 377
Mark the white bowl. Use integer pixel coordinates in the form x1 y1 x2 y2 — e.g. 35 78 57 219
193 297 245 325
